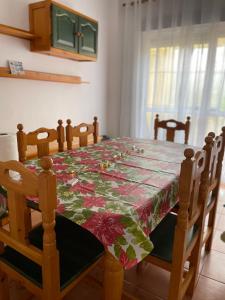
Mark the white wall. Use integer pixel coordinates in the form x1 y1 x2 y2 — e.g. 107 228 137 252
106 0 122 137
0 0 109 134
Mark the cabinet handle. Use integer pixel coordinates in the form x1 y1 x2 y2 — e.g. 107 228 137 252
74 32 84 38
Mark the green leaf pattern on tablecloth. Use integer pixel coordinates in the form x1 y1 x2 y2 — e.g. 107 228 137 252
23 138 186 269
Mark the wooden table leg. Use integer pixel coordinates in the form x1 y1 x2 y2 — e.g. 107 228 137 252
104 251 124 300
0 270 10 300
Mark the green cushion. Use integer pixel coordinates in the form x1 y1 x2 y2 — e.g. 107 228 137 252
149 213 198 262
0 185 7 198
0 186 8 219
0 215 104 290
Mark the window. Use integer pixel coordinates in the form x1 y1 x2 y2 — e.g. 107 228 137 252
145 29 225 145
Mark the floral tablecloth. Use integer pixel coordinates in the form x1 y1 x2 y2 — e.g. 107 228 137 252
23 138 189 269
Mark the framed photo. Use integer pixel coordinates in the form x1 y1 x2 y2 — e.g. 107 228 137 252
8 60 25 75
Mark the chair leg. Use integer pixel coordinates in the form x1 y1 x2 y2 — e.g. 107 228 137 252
0 270 10 300
186 244 201 297
205 206 217 252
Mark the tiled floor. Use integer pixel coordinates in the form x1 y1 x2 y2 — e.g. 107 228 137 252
8 186 225 300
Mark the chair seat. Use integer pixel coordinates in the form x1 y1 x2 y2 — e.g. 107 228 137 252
0 215 104 290
149 213 198 262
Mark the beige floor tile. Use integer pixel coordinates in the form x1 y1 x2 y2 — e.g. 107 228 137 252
215 213 222 230
216 214 225 231
192 276 225 300
201 250 225 283
216 203 225 214
212 230 225 254
123 281 164 300
63 278 102 300
124 262 170 299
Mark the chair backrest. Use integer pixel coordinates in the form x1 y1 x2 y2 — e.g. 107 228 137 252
66 116 99 149
203 132 224 192
209 127 225 187
178 148 206 227
17 120 65 162
170 148 206 299
0 157 60 298
154 114 191 144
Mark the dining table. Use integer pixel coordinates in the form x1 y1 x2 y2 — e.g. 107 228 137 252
18 137 191 299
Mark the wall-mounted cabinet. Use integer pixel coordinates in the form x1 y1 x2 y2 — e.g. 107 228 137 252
29 1 98 61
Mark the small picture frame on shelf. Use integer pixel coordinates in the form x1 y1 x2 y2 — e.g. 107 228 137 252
8 60 25 75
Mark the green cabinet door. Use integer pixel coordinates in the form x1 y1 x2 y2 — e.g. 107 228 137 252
52 5 78 53
78 18 98 57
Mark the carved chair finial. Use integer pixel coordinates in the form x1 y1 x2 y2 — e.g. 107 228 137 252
208 132 215 139
40 157 53 171
184 148 194 159
17 123 24 131
57 119 63 126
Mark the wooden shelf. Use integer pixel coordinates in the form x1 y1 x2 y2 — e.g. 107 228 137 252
0 67 89 84
0 24 37 40
39 47 97 62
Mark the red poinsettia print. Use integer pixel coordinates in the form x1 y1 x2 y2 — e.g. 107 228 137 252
26 165 37 172
52 157 65 164
57 173 76 183
69 151 91 158
83 196 106 208
159 189 171 217
83 212 124 246
119 248 138 269
53 164 68 171
92 145 105 151
114 184 147 198
101 173 122 182
130 186 148 197
69 182 95 194
80 159 100 165
113 184 134 196
136 200 152 224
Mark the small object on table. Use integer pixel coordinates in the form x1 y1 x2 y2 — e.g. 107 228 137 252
100 162 105 170
100 161 111 170
136 148 141 153
117 152 122 158
132 145 136 150
67 178 79 186
121 152 126 158
102 135 111 141
140 148 144 153
105 161 111 168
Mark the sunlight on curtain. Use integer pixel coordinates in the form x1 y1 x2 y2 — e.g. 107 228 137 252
145 29 225 146
120 0 225 144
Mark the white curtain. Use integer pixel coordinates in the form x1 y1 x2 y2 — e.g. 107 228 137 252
120 0 225 147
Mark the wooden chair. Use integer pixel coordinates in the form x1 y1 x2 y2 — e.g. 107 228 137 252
16 120 65 162
201 127 225 252
0 157 104 300
144 147 206 300
154 114 191 144
66 116 99 149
